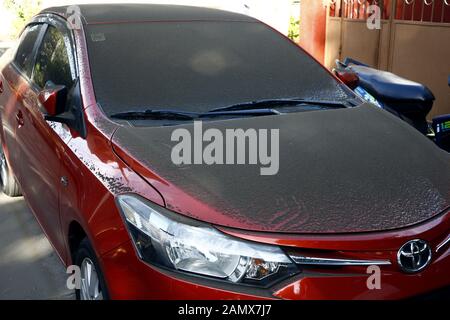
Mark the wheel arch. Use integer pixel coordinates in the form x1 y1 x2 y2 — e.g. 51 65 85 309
67 220 87 264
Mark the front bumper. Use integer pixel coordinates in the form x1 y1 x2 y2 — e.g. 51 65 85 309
100 236 450 300
272 249 450 299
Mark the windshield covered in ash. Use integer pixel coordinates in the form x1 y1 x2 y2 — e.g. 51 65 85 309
85 21 350 116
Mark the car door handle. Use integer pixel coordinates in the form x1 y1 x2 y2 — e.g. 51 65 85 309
16 111 24 126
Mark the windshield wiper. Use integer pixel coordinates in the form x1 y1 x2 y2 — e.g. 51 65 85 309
110 98 353 121
110 109 198 121
110 108 279 121
209 98 350 113
199 108 280 118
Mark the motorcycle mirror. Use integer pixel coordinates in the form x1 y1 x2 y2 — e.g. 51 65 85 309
333 69 359 90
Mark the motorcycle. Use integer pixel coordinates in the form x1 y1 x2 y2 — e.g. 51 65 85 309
333 58 450 152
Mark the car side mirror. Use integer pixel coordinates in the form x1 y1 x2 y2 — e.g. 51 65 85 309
40 79 87 139
38 83 68 117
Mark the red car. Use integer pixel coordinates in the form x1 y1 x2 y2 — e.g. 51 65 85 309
0 4 449 300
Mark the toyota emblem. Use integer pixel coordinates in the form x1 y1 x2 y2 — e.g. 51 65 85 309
397 239 432 273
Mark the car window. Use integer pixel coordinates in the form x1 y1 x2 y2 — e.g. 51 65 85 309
32 26 73 89
14 24 43 78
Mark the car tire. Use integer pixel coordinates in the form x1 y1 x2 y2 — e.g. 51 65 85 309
74 238 109 300
0 144 21 197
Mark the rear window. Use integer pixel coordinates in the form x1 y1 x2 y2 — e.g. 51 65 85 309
86 21 349 115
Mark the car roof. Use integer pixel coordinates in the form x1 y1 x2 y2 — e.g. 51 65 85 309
40 3 257 25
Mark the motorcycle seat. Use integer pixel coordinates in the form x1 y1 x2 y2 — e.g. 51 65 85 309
350 65 435 102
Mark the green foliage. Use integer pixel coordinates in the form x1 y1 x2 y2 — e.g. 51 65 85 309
288 16 300 43
3 0 43 38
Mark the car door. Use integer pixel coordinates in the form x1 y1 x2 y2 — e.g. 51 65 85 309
16 23 76 259
1 24 44 182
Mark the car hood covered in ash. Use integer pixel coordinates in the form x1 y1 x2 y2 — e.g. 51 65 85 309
111 103 450 234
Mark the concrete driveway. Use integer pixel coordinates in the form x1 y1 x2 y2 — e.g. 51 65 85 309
0 193 74 299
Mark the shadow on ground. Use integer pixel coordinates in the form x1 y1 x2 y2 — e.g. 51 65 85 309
0 193 74 299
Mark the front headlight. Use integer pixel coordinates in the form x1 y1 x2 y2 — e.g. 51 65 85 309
117 194 299 286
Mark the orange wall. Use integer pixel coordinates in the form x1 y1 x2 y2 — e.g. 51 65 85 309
299 0 327 64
